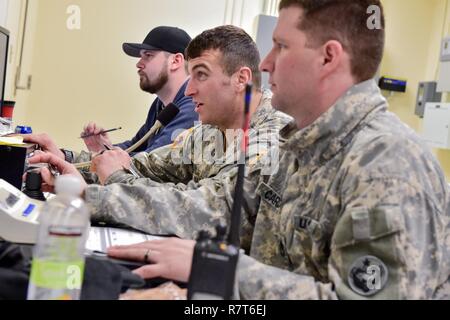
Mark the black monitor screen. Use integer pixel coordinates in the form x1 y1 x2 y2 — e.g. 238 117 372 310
0 26 9 108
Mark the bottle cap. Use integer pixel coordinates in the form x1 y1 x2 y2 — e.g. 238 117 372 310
15 125 33 134
55 175 84 196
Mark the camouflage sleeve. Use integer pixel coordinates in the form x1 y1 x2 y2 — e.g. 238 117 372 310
60 150 98 184
328 136 450 299
130 127 195 184
84 166 262 242
79 170 100 185
237 138 449 300
237 254 338 299
72 150 92 163
329 176 449 299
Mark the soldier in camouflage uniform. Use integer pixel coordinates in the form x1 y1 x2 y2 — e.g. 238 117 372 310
85 89 290 240
30 26 292 243
106 0 449 299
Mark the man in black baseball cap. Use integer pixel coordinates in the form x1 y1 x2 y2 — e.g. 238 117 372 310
79 26 197 157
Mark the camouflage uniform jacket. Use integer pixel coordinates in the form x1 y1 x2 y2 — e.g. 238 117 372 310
236 79 450 299
85 91 292 244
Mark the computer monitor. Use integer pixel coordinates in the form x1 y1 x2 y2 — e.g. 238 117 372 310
0 26 9 109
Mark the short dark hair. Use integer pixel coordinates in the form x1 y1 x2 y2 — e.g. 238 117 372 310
186 25 261 88
279 0 385 82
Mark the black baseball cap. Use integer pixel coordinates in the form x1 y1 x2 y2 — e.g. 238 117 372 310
123 26 191 58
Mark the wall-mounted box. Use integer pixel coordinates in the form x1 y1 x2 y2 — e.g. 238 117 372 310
415 82 442 118
422 103 450 149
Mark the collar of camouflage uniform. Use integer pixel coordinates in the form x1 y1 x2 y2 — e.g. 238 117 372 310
248 90 273 129
280 79 386 164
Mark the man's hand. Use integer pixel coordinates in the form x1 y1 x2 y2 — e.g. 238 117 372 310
28 152 87 193
91 148 132 184
120 282 186 300
81 122 113 153
107 238 196 283
19 133 65 160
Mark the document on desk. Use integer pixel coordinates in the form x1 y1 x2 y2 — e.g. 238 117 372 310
0 136 25 145
0 119 16 137
86 226 162 253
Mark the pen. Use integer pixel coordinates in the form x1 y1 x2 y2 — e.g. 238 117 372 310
101 143 141 178
79 127 122 139
93 144 112 155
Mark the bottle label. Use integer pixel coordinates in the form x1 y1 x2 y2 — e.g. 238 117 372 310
29 258 85 290
29 234 86 294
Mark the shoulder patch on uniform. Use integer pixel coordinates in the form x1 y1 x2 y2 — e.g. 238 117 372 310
348 255 388 296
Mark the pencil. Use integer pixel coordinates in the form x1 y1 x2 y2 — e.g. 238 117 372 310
79 127 122 139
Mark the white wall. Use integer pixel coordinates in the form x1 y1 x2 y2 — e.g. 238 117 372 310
2 0 39 124
9 0 265 150
380 0 450 179
0 0 8 27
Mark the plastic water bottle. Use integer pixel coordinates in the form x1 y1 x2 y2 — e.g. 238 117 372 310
27 175 90 300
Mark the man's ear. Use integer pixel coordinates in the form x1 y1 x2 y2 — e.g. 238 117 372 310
234 67 252 92
170 53 185 71
320 40 345 77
